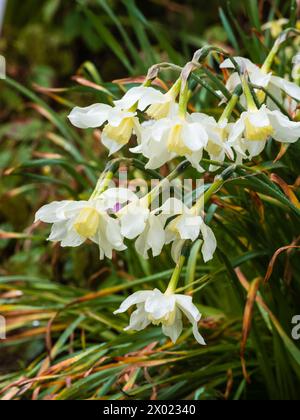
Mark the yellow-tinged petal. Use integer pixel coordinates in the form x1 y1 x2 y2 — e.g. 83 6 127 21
74 208 99 237
103 117 135 145
167 124 191 156
147 100 171 120
244 117 274 141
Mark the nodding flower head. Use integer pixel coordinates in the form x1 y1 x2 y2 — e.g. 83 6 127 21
114 288 206 345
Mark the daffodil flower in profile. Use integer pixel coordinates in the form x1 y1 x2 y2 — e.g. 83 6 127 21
35 188 137 259
228 104 300 160
117 198 170 259
131 107 210 172
220 56 300 109
114 288 206 345
159 198 217 263
68 86 165 155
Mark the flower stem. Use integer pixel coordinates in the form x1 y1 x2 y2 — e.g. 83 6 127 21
219 85 243 121
166 245 190 294
261 28 300 74
193 165 236 213
242 77 258 111
146 160 191 205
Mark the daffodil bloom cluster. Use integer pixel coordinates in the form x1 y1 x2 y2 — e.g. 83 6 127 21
35 189 217 264
69 61 300 169
36 32 300 345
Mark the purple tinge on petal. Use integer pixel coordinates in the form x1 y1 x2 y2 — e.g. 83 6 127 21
113 203 122 213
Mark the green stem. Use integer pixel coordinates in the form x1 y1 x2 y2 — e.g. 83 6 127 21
146 160 191 205
166 245 190 294
193 165 237 213
242 77 257 111
90 158 163 199
219 86 242 121
262 28 300 73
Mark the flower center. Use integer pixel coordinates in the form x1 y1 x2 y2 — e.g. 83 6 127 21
103 117 135 145
244 117 274 142
149 309 176 327
206 127 227 156
74 208 99 238
167 124 191 156
147 100 171 120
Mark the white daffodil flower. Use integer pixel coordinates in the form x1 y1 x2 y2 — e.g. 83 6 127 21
68 86 164 155
220 56 300 107
131 109 209 172
114 288 206 345
35 188 137 259
160 198 217 263
117 199 169 259
228 105 300 159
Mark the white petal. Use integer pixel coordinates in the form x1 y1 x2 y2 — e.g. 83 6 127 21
147 215 166 257
171 239 186 263
138 88 166 111
101 133 125 155
200 223 217 262
228 117 245 144
160 198 188 215
176 295 206 345
189 113 216 125
35 201 71 223
145 290 175 319
186 150 205 173
162 309 183 343
68 104 111 128
120 203 150 240
125 305 151 331
247 106 270 128
182 122 208 151
245 139 267 158
145 150 174 170
100 188 138 210
135 227 151 259
114 291 153 314
114 86 149 110
220 57 258 73
271 76 300 101
106 108 135 127
225 72 242 93
48 221 69 242
176 215 202 241
60 228 85 248
268 110 300 143
250 69 272 88
105 216 124 248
